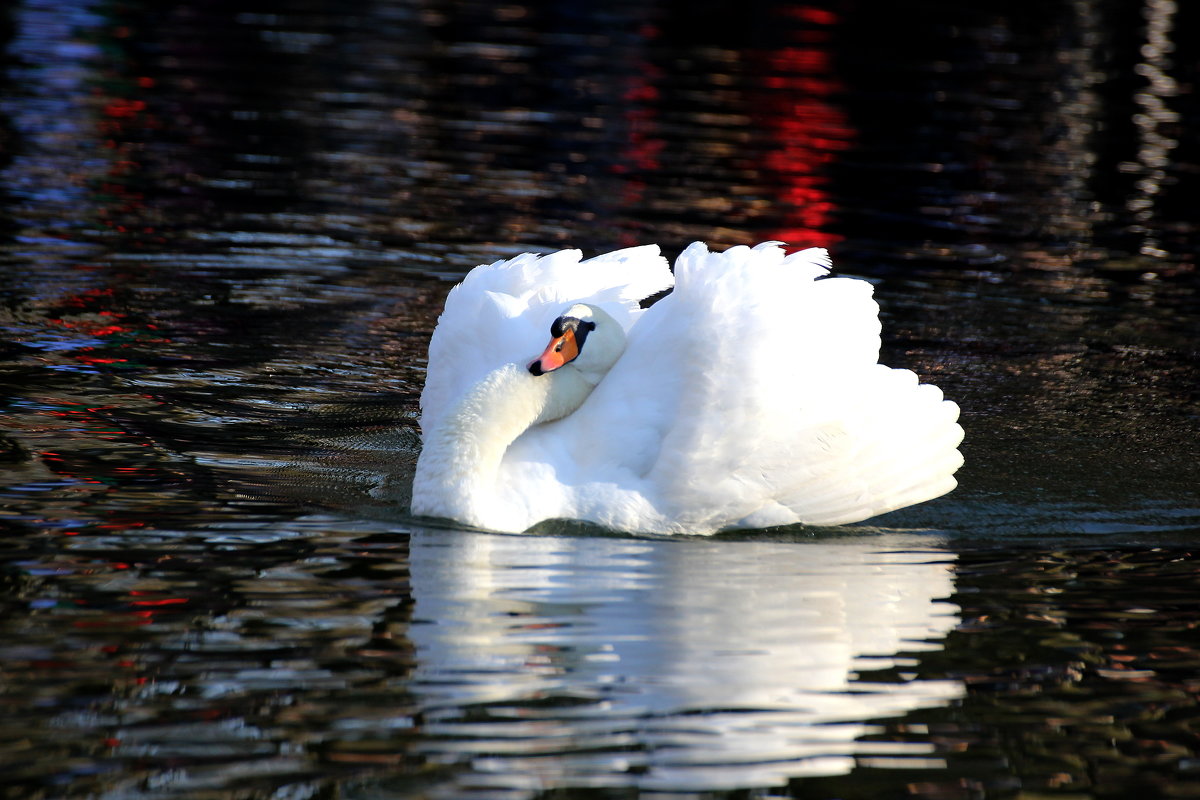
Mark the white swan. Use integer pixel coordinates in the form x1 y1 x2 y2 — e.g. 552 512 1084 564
412 242 963 534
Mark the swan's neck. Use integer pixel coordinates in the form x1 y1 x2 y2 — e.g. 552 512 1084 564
412 362 593 530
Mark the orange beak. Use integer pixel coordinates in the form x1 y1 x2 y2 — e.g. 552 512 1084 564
529 328 580 375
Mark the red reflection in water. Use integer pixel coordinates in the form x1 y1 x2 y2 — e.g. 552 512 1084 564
86 15 165 244
129 597 190 607
45 285 169 371
755 4 854 249
612 23 666 247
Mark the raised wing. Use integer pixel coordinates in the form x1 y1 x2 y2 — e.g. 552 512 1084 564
532 242 961 532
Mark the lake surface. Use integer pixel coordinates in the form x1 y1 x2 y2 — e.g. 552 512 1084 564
2 0 1199 797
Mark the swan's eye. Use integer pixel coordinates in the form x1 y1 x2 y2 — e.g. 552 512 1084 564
530 328 582 375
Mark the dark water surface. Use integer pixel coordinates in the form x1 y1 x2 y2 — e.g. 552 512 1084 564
2 0 1200 797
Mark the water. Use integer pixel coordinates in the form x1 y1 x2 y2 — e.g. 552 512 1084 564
1 0 1199 797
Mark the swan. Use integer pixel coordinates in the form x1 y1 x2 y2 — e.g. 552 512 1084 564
412 241 963 535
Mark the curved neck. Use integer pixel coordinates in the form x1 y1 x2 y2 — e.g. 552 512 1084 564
412 363 593 531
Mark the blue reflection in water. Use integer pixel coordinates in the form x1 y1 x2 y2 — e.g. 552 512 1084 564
2 0 110 218
408 530 962 792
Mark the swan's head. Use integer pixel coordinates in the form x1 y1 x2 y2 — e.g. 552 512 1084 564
528 304 624 384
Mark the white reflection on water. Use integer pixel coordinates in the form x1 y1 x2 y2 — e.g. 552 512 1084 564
408 530 963 793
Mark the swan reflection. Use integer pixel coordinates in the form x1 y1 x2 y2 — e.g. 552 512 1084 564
408 529 962 793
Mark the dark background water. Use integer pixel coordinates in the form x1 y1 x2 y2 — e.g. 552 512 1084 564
1 0 1199 797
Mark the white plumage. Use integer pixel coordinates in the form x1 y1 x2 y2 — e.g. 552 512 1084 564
412 241 963 534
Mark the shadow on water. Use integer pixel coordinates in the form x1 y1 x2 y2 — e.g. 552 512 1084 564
1 0 1200 797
